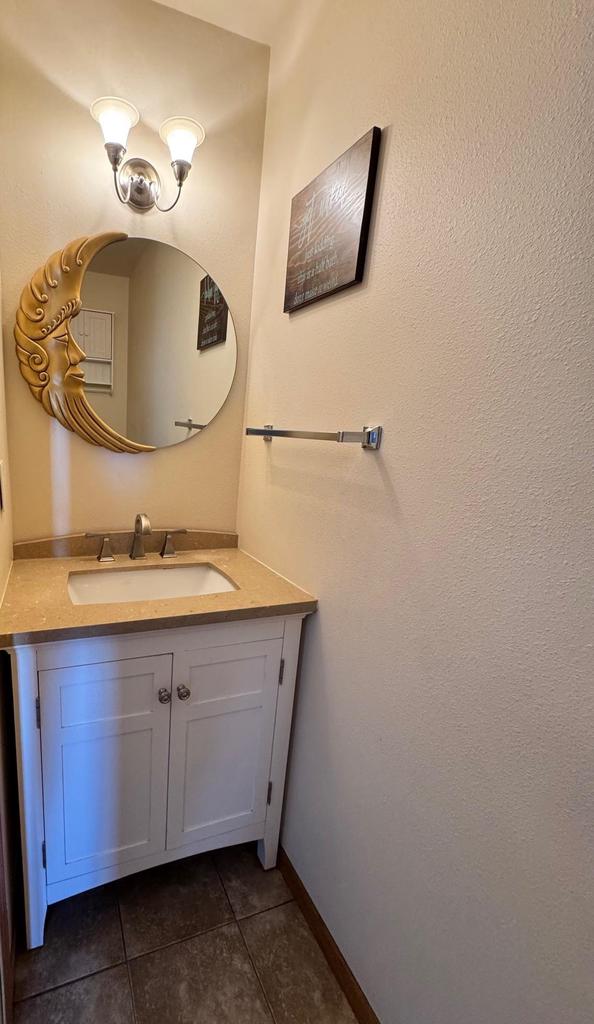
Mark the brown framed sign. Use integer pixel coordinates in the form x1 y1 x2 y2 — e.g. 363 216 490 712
283 126 381 313
198 274 228 350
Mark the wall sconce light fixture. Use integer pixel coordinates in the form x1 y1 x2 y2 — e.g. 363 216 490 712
90 97 205 213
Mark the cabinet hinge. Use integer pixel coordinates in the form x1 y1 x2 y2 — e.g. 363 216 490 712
278 659 285 685
41 841 46 870
35 696 41 729
267 781 273 805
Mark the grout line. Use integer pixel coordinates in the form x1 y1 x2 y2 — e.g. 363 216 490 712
209 852 235 922
211 851 239 922
15 852 294 1016
115 853 235 964
211 848 290 1023
125 959 139 1024
234 896 294 923
13 961 126 1006
15 887 239 1006
236 919 278 1024
116 892 138 1024
211 845 294 924
13 895 295 1007
116 885 129 962
277 848 379 1024
124 918 235 964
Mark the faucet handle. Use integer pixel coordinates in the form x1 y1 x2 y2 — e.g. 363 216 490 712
85 533 115 563
134 513 151 535
160 529 188 559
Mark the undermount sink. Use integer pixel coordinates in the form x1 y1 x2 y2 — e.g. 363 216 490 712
68 563 237 605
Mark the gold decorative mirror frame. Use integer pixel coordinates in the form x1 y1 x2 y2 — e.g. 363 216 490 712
15 232 155 454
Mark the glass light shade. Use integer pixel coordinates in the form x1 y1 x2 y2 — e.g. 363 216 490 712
159 117 205 165
90 96 139 148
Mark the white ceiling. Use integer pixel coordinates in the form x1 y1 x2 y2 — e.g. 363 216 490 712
153 0 293 45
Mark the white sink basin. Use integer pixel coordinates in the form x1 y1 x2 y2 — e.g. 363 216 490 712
68 563 236 605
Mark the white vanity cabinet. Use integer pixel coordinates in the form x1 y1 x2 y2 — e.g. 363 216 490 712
41 654 173 883
10 615 305 948
166 641 283 850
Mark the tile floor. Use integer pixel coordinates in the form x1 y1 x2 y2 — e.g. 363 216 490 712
14 843 357 1023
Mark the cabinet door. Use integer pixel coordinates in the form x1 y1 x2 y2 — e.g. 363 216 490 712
166 641 283 850
40 655 172 883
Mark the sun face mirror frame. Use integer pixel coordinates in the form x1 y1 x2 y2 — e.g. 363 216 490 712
14 232 237 454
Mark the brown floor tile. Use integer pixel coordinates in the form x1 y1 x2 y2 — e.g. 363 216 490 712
15 886 124 1001
241 902 357 1024
214 843 292 918
118 853 233 958
14 965 134 1024
130 922 273 1023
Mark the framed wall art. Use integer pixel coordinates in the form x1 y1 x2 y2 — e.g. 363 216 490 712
283 126 381 313
198 274 229 350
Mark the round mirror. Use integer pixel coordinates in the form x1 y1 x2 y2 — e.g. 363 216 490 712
69 237 236 449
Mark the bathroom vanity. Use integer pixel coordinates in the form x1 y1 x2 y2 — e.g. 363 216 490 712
7 232 317 949
0 542 316 948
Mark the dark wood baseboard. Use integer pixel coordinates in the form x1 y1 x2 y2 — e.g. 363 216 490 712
278 847 380 1024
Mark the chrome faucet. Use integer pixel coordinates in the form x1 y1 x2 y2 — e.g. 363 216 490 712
130 513 151 559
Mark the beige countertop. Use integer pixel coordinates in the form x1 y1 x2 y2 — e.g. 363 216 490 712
0 549 317 647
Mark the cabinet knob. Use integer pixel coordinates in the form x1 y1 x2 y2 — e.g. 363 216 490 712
177 684 191 701
158 687 171 704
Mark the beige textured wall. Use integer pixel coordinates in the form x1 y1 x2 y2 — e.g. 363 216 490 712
0 287 12 596
0 287 13 1024
238 2 593 1022
0 0 268 540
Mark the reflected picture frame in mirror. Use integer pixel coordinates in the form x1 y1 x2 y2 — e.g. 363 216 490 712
14 232 237 453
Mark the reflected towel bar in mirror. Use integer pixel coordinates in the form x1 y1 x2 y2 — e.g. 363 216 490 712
245 425 383 450
174 419 206 430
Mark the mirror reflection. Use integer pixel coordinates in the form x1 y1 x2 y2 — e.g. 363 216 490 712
72 237 237 449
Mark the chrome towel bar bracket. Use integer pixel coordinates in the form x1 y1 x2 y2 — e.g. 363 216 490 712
245 425 383 450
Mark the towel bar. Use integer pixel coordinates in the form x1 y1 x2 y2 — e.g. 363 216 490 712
245 425 382 450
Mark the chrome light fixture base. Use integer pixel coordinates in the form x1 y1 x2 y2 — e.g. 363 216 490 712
91 97 204 214
104 142 126 171
118 158 161 212
171 159 191 186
